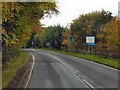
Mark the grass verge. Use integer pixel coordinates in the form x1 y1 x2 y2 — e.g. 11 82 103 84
2 51 28 88
41 48 119 70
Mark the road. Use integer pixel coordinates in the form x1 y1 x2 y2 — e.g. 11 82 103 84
24 49 119 88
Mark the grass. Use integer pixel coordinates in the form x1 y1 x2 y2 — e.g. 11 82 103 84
2 51 28 88
40 48 119 70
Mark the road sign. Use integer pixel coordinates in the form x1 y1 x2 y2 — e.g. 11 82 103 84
86 36 95 45
31 42 33 45
69 35 73 43
46 43 50 46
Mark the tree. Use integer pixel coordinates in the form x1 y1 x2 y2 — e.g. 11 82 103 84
70 10 113 53
41 25 64 49
61 28 70 50
2 2 58 63
70 11 99 52
96 17 120 58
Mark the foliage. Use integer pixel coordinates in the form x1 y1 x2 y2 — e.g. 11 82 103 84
61 28 70 50
26 31 41 48
43 25 64 49
2 2 58 63
2 51 28 88
2 45 21 63
2 2 57 46
41 48 119 69
70 10 113 53
96 18 120 58
26 25 64 49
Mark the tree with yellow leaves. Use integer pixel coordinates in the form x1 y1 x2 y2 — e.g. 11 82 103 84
96 17 120 58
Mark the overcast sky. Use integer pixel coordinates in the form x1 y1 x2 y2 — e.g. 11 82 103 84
40 0 120 27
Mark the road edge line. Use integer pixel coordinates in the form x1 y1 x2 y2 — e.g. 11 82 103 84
47 54 95 89
72 56 119 71
25 53 35 88
46 50 119 71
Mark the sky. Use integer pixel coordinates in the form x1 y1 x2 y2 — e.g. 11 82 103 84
40 0 120 28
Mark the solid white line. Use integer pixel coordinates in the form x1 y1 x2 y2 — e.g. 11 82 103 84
25 53 35 88
46 50 119 71
70 56 119 71
47 54 95 89
83 79 95 90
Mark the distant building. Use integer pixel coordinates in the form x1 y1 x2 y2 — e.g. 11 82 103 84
118 1 120 20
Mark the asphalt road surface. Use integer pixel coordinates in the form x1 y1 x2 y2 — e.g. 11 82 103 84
24 49 119 88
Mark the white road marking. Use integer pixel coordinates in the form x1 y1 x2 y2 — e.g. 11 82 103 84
47 53 95 89
25 53 35 88
69 56 119 71
83 79 95 90
44 50 119 71
47 50 119 71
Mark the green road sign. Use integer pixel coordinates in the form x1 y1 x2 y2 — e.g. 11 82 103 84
69 36 73 42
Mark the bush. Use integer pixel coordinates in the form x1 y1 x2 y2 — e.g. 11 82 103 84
2 44 21 64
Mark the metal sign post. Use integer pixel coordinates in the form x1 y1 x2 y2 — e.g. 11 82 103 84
86 36 95 55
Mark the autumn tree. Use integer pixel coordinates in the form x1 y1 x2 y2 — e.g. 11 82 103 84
70 10 113 53
61 28 70 50
70 11 99 53
96 18 120 58
2 2 58 63
40 25 64 49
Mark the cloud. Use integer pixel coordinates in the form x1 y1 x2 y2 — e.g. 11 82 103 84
40 0 119 27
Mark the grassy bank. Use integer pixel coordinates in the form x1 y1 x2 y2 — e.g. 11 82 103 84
41 48 119 70
2 51 28 88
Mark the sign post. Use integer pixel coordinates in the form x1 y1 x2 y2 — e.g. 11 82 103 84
86 36 95 54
